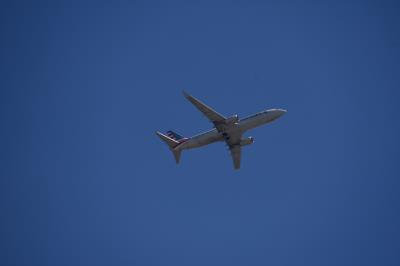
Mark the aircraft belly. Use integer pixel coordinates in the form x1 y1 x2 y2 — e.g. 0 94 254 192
239 117 262 131
188 130 222 148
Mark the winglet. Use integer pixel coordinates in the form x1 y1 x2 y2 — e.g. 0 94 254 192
182 90 194 103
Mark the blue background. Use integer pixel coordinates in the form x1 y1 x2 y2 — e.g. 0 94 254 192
1 1 400 265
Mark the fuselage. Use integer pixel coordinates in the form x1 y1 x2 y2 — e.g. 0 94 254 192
178 109 286 150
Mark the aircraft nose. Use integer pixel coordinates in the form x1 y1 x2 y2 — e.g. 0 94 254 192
265 108 287 116
276 109 287 116
263 109 287 121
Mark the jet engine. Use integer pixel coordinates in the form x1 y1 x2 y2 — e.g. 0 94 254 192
240 137 254 146
226 114 239 124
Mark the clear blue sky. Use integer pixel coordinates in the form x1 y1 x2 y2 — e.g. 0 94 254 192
1 1 400 265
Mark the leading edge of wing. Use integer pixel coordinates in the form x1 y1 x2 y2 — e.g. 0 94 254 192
182 91 226 124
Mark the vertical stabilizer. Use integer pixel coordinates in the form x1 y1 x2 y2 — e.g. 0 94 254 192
172 149 182 164
156 131 178 148
156 131 183 164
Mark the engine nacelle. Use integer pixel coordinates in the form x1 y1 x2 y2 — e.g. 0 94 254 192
240 137 254 146
225 114 239 124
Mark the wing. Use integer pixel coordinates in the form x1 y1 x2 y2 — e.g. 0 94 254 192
224 130 243 170
182 91 243 169
229 145 241 170
183 91 226 129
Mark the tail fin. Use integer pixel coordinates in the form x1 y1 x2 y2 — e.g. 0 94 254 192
156 131 183 164
166 130 184 141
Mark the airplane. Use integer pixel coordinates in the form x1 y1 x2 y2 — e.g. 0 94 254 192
156 91 286 170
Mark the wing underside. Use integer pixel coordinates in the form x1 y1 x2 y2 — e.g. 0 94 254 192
183 91 243 170
229 145 241 170
183 91 226 129
224 130 243 170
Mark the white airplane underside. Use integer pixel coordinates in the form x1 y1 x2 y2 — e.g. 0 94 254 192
156 91 286 170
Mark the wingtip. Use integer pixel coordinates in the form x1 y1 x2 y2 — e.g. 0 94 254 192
182 90 190 98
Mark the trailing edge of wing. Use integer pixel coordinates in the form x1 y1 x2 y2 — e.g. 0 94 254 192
183 91 226 125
